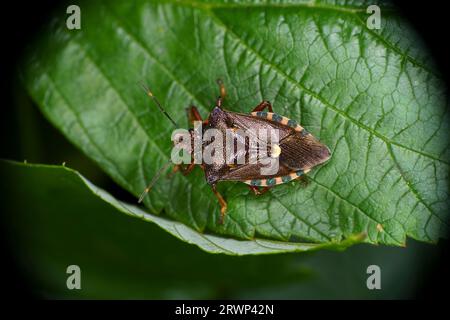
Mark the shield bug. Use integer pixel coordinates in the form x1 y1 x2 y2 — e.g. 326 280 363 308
138 80 331 224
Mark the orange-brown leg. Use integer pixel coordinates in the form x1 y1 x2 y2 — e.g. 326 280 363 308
171 164 181 174
212 184 227 224
216 96 223 108
187 105 203 124
167 165 180 178
215 79 227 108
252 101 273 113
168 163 196 178
248 185 271 195
187 105 209 126
217 78 226 100
181 163 196 176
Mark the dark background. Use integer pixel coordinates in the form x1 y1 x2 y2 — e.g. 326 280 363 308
0 0 448 300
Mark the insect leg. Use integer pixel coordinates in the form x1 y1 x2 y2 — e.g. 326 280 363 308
181 163 196 176
248 185 260 195
167 164 185 178
216 78 226 100
252 101 273 113
211 184 227 224
248 185 271 195
169 163 196 178
216 96 223 108
167 164 180 178
215 79 227 108
186 105 203 125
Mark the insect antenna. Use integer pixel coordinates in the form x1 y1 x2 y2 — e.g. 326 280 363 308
138 159 172 203
139 81 179 128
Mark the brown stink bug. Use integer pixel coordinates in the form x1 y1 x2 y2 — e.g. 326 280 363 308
138 80 331 224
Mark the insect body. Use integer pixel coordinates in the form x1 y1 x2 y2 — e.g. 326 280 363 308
139 80 331 224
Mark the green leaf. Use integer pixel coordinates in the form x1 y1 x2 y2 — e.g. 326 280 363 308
0 160 437 298
22 0 449 246
0 160 363 255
